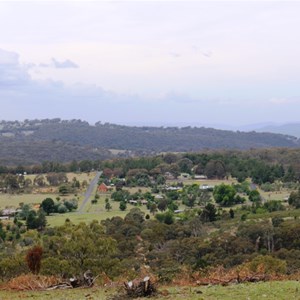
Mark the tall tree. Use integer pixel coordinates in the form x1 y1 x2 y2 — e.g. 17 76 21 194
41 198 55 215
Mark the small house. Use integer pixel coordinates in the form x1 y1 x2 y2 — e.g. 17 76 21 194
200 184 214 190
98 183 109 193
164 172 175 180
129 200 138 205
174 209 184 214
165 186 181 191
194 175 207 180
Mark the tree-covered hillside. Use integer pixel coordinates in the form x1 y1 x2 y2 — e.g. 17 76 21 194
0 119 299 165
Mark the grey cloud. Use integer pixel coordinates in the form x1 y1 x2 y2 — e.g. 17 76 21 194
0 50 182 123
0 48 19 65
0 48 30 87
0 48 143 122
51 58 79 68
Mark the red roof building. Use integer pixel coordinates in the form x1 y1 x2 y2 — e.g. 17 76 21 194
98 183 109 193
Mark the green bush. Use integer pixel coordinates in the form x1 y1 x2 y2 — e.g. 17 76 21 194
57 204 68 214
249 255 287 275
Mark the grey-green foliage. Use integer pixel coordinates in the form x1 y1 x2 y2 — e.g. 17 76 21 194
42 221 119 277
57 204 68 214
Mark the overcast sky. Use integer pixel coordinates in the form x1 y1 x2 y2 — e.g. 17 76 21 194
0 1 300 128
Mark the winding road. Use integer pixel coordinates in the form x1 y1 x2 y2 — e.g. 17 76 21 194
78 171 102 213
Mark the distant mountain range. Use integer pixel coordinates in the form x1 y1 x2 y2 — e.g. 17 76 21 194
0 119 299 165
254 123 300 139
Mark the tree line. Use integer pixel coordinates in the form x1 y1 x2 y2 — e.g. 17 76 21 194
2 148 300 184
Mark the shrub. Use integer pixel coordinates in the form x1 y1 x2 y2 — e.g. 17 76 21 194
57 204 68 214
119 201 127 211
248 255 287 275
41 257 74 277
91 199 98 204
0 256 28 280
64 199 78 211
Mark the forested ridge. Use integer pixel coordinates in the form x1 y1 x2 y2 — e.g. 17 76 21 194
0 119 299 165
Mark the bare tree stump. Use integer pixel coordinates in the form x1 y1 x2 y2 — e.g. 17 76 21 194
124 276 156 298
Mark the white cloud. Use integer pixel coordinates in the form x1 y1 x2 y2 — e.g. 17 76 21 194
37 58 79 69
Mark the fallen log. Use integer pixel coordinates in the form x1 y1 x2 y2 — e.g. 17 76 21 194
46 283 72 290
47 270 97 290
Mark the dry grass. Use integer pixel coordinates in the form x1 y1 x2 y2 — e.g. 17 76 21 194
0 193 59 209
1 274 61 291
65 172 96 184
0 193 80 210
171 265 292 287
25 172 96 185
167 178 238 187
258 188 290 202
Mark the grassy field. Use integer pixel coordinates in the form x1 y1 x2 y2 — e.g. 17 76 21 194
47 200 151 227
25 172 96 185
0 281 300 299
0 172 97 210
46 212 113 227
0 193 68 209
45 184 152 227
65 172 96 183
0 172 96 210
258 188 290 202
167 178 238 187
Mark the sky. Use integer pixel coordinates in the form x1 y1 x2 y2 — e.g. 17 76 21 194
0 0 300 128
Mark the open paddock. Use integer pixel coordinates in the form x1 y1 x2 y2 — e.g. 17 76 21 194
0 193 80 209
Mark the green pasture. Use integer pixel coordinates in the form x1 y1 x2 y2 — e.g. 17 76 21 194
65 172 96 183
47 199 151 227
25 172 96 185
0 281 300 300
0 194 59 209
169 178 238 186
0 193 82 210
257 188 290 202
0 172 92 210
